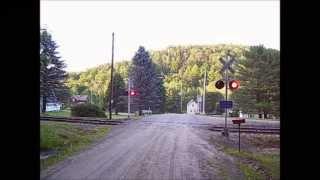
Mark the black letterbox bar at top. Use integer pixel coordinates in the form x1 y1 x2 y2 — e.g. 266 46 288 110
232 119 245 124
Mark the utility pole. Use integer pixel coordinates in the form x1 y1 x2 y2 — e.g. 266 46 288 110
109 32 114 120
128 77 131 118
90 90 93 104
202 69 206 114
180 82 183 113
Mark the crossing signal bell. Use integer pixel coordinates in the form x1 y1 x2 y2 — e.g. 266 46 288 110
229 80 240 90
215 80 224 89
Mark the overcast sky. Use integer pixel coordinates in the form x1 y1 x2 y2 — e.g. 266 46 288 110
40 1 280 72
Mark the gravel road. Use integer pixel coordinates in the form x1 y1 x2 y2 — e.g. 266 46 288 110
41 114 279 180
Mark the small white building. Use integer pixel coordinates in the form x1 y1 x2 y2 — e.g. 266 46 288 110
40 90 63 112
187 99 200 114
46 102 62 112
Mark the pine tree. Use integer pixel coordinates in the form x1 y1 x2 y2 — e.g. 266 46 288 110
40 29 69 112
129 46 165 114
231 45 280 118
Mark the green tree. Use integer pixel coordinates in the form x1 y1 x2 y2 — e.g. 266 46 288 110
40 29 69 112
205 91 224 113
104 73 126 114
231 45 280 118
130 46 165 114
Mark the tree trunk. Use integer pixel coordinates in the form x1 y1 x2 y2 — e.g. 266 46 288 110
115 106 118 115
258 113 262 119
42 96 47 113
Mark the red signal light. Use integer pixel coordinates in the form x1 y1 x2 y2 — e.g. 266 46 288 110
229 80 240 90
215 80 225 89
129 90 137 96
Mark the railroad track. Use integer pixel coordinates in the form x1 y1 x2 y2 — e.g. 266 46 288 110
208 126 280 134
40 116 128 125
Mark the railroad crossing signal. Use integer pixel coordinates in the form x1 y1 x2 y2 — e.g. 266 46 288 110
215 79 240 90
219 55 236 74
126 90 138 96
215 80 225 89
129 90 137 96
229 80 240 90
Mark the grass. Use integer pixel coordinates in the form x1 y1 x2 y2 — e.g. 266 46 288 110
239 163 264 180
42 109 141 121
105 113 143 120
224 147 280 180
43 109 71 117
40 121 111 171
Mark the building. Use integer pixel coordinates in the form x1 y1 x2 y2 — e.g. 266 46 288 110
70 95 88 105
187 99 201 114
40 92 62 112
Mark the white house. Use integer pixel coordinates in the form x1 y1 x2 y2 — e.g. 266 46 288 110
187 99 200 114
46 102 62 112
40 90 62 112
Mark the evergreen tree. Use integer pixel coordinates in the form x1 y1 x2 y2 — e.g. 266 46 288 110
231 45 280 118
129 46 165 114
40 29 69 112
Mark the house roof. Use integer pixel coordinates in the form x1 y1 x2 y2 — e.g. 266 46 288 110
187 99 197 106
71 95 88 101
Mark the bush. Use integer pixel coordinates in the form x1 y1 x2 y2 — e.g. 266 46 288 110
71 104 106 117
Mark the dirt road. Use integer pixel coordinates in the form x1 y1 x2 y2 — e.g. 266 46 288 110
41 114 278 180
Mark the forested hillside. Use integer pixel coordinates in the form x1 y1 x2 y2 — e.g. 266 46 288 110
66 44 279 117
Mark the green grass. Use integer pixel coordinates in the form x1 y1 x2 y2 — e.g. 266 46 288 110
43 109 71 117
40 121 111 170
42 109 141 121
105 113 142 120
224 148 280 180
108 114 129 120
239 163 264 180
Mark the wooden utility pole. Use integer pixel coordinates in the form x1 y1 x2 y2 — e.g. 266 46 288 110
109 32 114 120
180 82 183 113
202 69 206 114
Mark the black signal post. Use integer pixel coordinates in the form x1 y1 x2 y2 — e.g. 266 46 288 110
232 118 245 152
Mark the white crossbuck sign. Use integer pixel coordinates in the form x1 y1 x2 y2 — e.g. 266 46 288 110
219 55 236 74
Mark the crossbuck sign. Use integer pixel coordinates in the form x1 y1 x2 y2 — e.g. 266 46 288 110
219 55 236 74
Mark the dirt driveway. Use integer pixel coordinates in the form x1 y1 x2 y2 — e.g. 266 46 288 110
41 114 279 180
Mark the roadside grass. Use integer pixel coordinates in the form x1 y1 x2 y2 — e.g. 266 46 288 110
245 134 280 149
42 109 71 117
105 113 143 120
107 113 130 120
239 162 264 180
42 109 142 121
40 121 111 171
224 147 280 179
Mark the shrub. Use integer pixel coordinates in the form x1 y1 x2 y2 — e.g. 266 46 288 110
71 104 106 117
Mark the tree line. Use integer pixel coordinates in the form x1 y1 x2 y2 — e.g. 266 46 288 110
41 29 280 118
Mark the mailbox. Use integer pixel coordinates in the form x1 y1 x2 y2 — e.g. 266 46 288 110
232 119 245 124
232 118 245 152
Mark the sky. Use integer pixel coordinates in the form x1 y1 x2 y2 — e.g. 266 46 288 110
40 1 280 72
